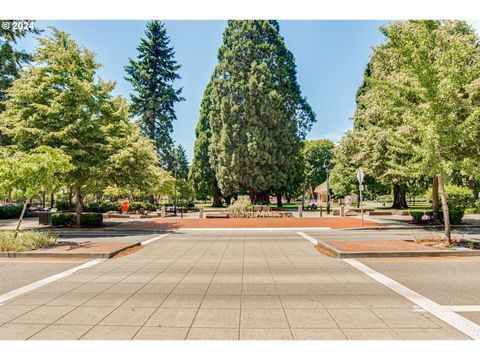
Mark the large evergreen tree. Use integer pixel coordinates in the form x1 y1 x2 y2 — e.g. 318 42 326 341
0 20 40 146
125 21 184 171
208 20 316 204
189 80 224 205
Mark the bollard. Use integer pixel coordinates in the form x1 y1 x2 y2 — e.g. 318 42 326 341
320 205 323 217
298 205 303 218
199 208 204 219
340 205 345 217
161 206 165 218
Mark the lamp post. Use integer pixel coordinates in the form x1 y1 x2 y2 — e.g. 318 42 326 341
173 163 178 216
40 186 46 210
323 160 330 215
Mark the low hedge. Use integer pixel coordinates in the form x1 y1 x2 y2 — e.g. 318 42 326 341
83 201 122 213
465 208 480 214
437 208 465 225
409 211 425 223
0 205 29 219
128 202 158 212
50 212 103 226
228 211 293 218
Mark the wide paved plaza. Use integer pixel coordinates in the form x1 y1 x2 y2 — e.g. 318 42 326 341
1 227 479 340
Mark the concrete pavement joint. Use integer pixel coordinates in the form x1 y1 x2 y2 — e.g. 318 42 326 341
344 259 480 340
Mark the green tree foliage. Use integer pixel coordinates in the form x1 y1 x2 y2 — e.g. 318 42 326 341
172 144 189 180
303 139 335 189
0 28 165 225
0 20 40 113
125 21 184 171
189 80 224 205
208 20 316 203
354 20 480 241
0 146 72 232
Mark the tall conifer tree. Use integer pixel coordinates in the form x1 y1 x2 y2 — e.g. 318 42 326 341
208 20 315 204
125 21 184 171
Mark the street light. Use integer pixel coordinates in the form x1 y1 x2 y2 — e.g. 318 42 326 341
40 186 46 210
323 160 330 215
173 162 178 216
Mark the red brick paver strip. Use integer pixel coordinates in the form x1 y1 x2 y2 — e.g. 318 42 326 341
324 240 448 252
120 217 379 231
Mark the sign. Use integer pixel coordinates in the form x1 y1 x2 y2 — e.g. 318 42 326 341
357 168 364 184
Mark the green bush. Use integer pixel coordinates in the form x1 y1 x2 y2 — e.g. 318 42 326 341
51 212 103 226
438 208 465 225
51 212 76 226
465 208 480 214
128 202 157 212
54 201 70 211
0 231 58 252
0 205 29 219
425 185 475 209
409 210 425 223
80 213 103 226
83 201 121 213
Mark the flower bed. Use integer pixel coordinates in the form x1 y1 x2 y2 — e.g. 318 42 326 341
227 211 292 218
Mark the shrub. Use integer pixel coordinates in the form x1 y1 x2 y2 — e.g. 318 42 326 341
228 199 250 214
54 201 70 211
438 208 465 225
83 201 122 213
425 185 474 209
128 202 157 212
51 212 76 226
80 213 103 226
465 208 480 214
409 211 425 223
51 212 103 226
0 205 29 219
0 230 58 252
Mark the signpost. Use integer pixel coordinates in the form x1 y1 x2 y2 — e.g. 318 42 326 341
357 168 364 226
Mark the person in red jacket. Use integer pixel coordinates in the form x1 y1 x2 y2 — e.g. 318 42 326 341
121 199 129 214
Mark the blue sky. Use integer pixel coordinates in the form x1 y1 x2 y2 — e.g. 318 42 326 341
16 20 387 161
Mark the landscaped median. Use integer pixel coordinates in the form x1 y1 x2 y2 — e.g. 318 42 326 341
314 237 480 259
0 229 141 259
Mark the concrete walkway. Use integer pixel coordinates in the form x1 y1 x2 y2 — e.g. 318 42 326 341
0 231 468 340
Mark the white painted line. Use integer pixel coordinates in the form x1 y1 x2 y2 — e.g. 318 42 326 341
0 259 103 306
179 227 332 231
344 259 480 340
297 232 319 245
141 234 169 246
446 305 480 312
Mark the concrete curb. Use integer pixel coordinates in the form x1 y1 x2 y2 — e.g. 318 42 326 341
336 224 480 231
0 241 141 259
314 240 480 259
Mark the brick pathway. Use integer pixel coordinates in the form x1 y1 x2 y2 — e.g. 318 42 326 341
0 231 468 340
117 217 379 231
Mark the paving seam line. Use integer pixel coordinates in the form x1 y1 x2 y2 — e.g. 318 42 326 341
344 258 480 340
0 259 104 306
140 233 169 246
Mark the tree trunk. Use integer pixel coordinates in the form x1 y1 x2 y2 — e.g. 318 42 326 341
276 193 283 208
392 184 408 209
286 195 292 203
7 189 12 204
14 198 28 237
250 190 269 204
50 192 55 208
224 195 232 206
212 179 223 207
437 174 451 245
75 184 83 226
432 175 439 220
68 186 73 211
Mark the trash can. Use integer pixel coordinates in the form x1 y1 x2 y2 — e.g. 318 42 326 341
38 211 51 225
